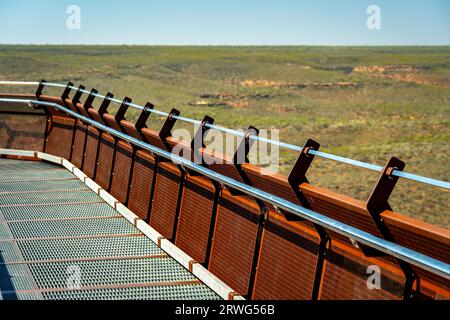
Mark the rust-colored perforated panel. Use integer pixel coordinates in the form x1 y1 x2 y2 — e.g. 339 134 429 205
175 175 217 264
95 133 116 190
242 164 300 204
381 211 450 299
103 113 123 132
252 211 320 300
150 161 183 239
83 126 100 179
120 120 142 140
0 95 47 151
141 128 168 151
38 95 67 117
128 150 156 220
201 149 245 183
319 240 405 300
110 140 134 204
45 115 75 159
300 183 383 241
71 120 87 168
0 114 46 151
208 190 261 296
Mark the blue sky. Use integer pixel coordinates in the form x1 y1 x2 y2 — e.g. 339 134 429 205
0 0 449 45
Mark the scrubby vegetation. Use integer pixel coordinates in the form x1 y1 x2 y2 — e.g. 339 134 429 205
0 45 448 227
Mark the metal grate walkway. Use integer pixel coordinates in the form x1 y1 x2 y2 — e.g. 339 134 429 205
0 158 220 300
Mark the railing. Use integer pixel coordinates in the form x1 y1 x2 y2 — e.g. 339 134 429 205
0 80 449 191
0 96 449 282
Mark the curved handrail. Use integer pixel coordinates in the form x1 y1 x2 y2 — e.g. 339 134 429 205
0 96 449 281
0 80 449 191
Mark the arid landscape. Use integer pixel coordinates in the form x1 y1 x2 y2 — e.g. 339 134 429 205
1 45 449 227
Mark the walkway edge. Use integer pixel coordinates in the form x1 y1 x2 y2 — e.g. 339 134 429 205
0 148 244 300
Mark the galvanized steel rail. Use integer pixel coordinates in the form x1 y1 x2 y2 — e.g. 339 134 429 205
0 96 449 282
1 80 449 191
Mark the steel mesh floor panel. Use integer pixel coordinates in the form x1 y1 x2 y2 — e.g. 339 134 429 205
0 179 87 193
0 190 102 206
0 241 22 263
29 257 197 289
0 203 116 221
7 217 137 239
0 223 13 239
0 160 59 172
0 158 221 300
0 169 73 182
17 236 164 262
43 284 221 300
0 263 36 291
0 291 43 300
0 159 32 166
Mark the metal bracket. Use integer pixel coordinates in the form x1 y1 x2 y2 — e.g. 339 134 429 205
115 97 131 123
158 108 180 151
190 115 214 167
282 138 329 300
61 82 74 101
98 92 114 117
191 115 214 150
364 157 417 299
367 157 404 215
288 138 320 188
227 126 259 197
135 102 154 131
359 157 405 257
72 85 85 106
35 79 46 98
233 126 259 166
83 89 98 111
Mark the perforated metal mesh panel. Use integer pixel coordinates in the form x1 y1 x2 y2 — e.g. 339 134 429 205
45 115 75 159
0 203 116 221
319 241 404 300
0 190 101 206
0 264 36 291
0 158 221 300
8 217 137 239
150 162 183 239
110 140 133 204
71 121 87 169
0 241 23 263
82 126 100 179
0 179 86 193
208 192 261 296
175 175 216 264
0 291 44 301
0 169 72 182
0 102 46 152
381 213 450 299
17 235 162 262
128 150 155 220
95 133 116 190
29 257 197 289
0 222 13 239
43 284 220 300
252 213 320 300
0 160 57 172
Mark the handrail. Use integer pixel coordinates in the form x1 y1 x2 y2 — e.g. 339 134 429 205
0 96 449 281
0 80 449 191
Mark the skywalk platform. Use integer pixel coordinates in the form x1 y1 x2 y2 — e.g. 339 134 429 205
0 158 220 300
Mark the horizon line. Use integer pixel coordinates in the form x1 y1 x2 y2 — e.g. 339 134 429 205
1 43 450 47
